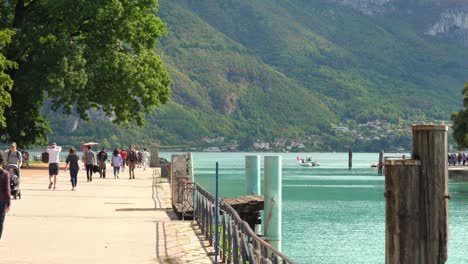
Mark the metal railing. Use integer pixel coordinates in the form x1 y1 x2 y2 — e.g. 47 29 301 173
176 177 193 220
192 183 296 264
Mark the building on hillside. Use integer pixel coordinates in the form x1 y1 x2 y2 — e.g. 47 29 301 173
253 142 270 150
336 126 349 132
273 138 288 148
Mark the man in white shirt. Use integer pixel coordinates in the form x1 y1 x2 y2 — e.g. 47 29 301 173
142 148 149 170
47 143 62 190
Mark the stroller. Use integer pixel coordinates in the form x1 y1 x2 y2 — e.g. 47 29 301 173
6 164 21 200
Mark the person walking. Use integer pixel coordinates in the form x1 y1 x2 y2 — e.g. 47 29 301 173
65 147 81 191
0 167 10 239
6 142 22 174
47 143 62 190
120 148 127 172
142 148 149 170
84 146 96 182
137 150 142 168
97 148 108 178
127 145 138 179
111 148 122 179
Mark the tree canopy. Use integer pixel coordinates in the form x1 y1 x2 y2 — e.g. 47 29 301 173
0 0 171 147
451 82 468 149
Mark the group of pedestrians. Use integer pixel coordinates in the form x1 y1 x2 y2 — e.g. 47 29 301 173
0 142 150 240
60 144 149 190
448 153 468 166
38 144 151 192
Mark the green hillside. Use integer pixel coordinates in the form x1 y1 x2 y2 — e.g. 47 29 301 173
47 0 468 151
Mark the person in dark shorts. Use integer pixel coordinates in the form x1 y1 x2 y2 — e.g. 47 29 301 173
47 143 62 190
97 148 108 178
127 145 138 179
65 147 81 191
84 146 96 182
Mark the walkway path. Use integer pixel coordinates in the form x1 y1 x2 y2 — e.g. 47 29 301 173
0 165 213 264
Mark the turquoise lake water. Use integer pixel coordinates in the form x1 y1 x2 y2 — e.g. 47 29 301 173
160 152 468 264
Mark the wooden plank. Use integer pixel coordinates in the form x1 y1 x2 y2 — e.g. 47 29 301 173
222 195 264 212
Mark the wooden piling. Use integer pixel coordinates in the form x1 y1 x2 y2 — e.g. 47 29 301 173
385 159 422 264
348 148 352 169
385 125 449 264
411 125 449 264
378 150 384 174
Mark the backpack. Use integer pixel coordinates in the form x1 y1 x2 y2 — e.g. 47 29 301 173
97 151 107 162
8 150 21 163
42 152 49 163
129 151 137 162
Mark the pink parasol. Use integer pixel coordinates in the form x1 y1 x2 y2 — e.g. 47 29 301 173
81 142 99 148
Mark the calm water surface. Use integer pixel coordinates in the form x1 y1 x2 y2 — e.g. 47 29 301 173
161 152 467 264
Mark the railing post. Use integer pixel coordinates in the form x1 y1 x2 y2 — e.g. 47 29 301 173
348 148 352 169
263 156 282 252
246 155 261 195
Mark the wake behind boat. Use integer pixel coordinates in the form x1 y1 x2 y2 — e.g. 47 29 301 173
297 156 319 167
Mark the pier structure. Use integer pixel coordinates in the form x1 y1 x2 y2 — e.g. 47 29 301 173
448 166 468 180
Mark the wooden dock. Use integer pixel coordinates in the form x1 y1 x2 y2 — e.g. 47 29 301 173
449 166 468 180
222 195 264 230
222 195 264 212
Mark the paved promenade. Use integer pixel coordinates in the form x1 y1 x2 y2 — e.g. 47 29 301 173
0 165 213 264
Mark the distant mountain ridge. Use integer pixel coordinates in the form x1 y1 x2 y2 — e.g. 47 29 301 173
48 0 468 150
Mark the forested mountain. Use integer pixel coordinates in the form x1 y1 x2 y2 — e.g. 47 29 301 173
48 0 468 151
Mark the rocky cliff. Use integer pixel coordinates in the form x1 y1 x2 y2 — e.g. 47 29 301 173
426 5 468 46
330 0 393 15
330 0 468 46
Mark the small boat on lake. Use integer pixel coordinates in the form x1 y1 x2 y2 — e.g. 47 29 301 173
297 156 319 167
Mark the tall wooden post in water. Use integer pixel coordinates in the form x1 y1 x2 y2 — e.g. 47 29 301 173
412 125 448 264
385 125 448 264
348 148 352 169
378 150 384 175
385 159 422 264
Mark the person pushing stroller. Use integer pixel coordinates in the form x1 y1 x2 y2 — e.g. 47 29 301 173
6 142 22 177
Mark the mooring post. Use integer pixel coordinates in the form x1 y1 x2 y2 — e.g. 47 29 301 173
378 149 384 174
348 148 353 169
245 155 261 195
411 125 449 264
384 159 422 264
263 156 282 252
